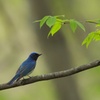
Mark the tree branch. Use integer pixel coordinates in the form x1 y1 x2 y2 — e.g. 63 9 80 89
0 60 100 91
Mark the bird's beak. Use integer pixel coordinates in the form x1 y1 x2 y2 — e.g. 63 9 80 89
39 54 42 56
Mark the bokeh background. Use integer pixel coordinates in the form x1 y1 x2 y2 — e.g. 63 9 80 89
0 0 100 100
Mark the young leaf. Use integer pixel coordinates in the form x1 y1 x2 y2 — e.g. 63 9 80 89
82 30 100 47
48 21 62 37
93 31 100 41
82 32 93 47
96 20 100 24
70 19 77 32
75 20 85 31
40 16 50 28
96 24 100 27
46 16 56 27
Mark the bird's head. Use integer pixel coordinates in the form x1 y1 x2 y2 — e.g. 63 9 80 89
29 52 42 61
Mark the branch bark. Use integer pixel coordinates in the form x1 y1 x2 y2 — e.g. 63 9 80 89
0 60 100 91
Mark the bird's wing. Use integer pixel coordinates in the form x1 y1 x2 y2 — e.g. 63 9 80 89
16 60 36 77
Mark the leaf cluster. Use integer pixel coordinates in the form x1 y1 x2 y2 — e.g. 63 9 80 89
34 15 85 37
82 20 100 47
34 15 100 47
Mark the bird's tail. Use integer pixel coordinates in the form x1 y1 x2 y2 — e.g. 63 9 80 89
8 74 19 85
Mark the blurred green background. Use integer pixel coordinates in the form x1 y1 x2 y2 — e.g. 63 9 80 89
1 0 100 100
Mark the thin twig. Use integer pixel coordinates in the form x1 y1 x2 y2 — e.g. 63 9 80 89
0 60 100 91
86 20 99 24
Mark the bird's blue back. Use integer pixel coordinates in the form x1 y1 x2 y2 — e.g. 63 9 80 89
16 58 36 77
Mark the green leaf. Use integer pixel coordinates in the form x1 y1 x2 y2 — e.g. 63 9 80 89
48 21 62 37
75 20 85 31
56 18 64 22
70 19 77 32
46 16 56 27
82 31 100 47
40 16 50 28
96 24 100 27
96 20 100 24
93 31 100 41
82 32 95 47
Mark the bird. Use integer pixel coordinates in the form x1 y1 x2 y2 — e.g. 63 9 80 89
8 52 41 85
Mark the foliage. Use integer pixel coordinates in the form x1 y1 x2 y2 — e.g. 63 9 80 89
69 19 85 32
34 15 85 37
34 15 100 47
82 30 100 47
82 20 100 47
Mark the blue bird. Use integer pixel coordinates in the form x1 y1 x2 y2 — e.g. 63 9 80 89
8 52 41 85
